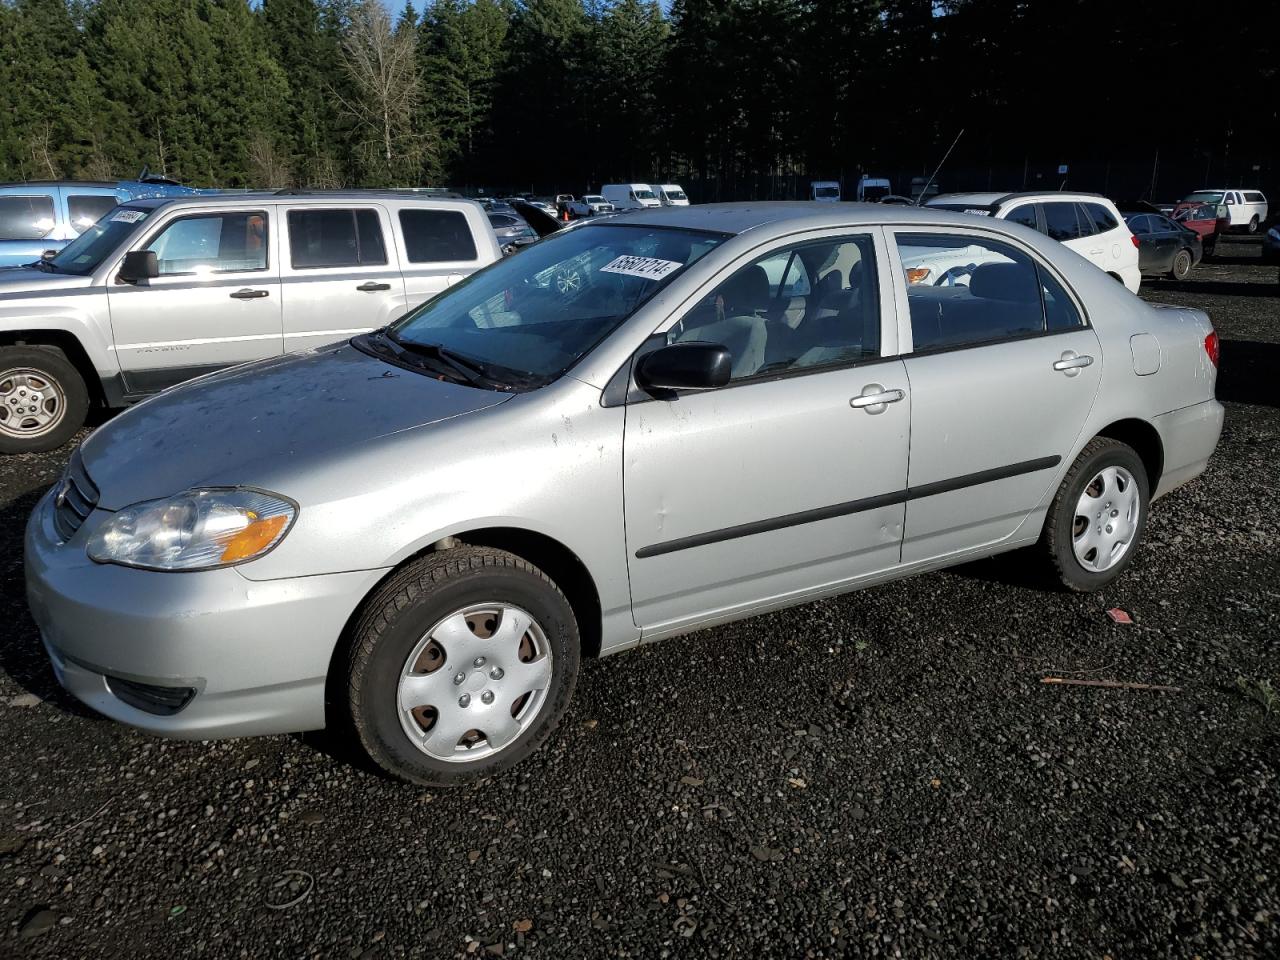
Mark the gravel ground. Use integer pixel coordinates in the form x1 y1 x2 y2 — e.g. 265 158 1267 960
2 238 1277 959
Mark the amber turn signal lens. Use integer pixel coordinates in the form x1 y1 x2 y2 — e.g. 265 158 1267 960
220 514 288 563
905 267 930 284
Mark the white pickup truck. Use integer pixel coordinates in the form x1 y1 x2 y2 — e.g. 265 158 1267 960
0 191 500 453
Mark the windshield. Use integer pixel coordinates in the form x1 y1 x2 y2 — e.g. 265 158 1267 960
385 224 725 388
583 196 604 204
663 189 687 201
813 186 839 198
1185 191 1224 204
47 206 151 275
633 189 657 201
862 185 889 200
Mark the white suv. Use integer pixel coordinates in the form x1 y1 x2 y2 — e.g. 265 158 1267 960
1183 189 1268 233
927 192 1141 292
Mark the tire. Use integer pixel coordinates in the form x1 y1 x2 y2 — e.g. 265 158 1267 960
1042 437 1149 592
0 345 90 455
1169 248 1193 280
1248 215 1259 234
346 547 580 786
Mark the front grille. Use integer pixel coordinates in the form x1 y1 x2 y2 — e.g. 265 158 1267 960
106 676 196 716
52 449 99 542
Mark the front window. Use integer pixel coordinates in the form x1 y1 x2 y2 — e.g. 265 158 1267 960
382 224 726 388
47 206 151 275
145 211 269 275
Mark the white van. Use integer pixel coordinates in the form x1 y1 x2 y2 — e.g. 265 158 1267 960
856 176 891 202
602 184 662 210
655 185 690 206
1183 189 1268 233
810 181 841 202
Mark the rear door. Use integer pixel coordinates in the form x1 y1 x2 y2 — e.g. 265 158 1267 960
279 204 407 353
889 228 1102 564
624 228 910 635
106 206 283 392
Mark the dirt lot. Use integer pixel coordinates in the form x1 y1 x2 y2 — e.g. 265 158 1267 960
2 237 1277 959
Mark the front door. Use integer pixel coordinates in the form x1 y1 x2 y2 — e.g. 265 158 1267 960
624 230 910 636
106 207 282 394
889 229 1103 563
279 205 408 352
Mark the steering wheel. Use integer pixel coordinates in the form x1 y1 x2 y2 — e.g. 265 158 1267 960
934 264 975 287
554 265 583 297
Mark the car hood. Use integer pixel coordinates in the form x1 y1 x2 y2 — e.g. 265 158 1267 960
80 342 514 509
0 265 94 297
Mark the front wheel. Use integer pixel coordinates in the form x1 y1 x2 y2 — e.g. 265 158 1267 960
345 547 580 786
1042 438 1149 592
0 345 89 455
1170 248 1193 280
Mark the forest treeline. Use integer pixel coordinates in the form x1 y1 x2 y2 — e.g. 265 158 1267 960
0 0 1275 198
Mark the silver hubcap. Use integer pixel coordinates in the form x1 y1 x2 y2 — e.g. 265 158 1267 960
1072 465 1140 573
0 368 66 439
397 603 553 763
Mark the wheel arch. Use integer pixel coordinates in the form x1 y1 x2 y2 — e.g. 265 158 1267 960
325 526 604 728
1094 417 1164 490
0 328 107 408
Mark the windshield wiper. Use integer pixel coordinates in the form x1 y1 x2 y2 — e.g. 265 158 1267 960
383 332 496 386
28 259 57 272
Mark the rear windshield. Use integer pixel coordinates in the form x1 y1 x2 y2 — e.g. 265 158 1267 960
1184 191 1225 204
47 206 150 275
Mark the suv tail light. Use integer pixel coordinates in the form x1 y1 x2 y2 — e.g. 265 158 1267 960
1130 234 1141 249
1204 330 1220 368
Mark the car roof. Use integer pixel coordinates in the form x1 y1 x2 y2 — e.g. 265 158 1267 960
592 201 1033 237
930 191 1112 208
117 191 483 211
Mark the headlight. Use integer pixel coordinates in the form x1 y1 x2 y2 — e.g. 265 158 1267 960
86 488 296 571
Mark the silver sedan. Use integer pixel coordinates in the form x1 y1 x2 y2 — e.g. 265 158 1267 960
26 204 1224 785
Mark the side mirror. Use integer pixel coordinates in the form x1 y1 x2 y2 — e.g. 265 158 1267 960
636 342 732 393
118 250 158 284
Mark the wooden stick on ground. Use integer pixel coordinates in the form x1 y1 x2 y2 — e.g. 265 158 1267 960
1040 677 1181 693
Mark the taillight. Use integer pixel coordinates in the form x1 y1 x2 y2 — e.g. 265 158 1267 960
1204 330 1220 368
1131 234 1140 249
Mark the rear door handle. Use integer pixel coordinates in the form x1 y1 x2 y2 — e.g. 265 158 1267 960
1053 352 1094 376
849 385 905 413
229 288 269 300
357 281 391 292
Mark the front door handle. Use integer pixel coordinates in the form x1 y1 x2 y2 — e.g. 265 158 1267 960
1052 352 1094 376
229 288 269 300
849 384 905 414
357 281 391 292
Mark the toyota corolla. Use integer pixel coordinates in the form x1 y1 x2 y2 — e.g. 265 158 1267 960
26 204 1223 786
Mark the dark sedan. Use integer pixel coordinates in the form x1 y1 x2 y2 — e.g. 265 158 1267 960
488 211 538 254
1122 211 1202 280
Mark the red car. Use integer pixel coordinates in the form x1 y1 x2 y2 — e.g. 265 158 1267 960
1171 201 1225 257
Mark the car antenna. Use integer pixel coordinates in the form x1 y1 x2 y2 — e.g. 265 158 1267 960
915 128 964 206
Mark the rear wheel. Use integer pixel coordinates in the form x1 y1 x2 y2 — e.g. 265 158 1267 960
1170 248 1193 280
0 345 89 455
1248 215 1260 234
1043 438 1149 592
346 547 580 786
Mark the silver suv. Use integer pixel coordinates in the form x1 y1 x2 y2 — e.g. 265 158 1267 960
26 204 1223 786
0 191 499 453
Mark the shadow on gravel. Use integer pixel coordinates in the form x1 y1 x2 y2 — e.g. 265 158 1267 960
1218 339 1280 409
945 548 1060 593
1149 279 1279 297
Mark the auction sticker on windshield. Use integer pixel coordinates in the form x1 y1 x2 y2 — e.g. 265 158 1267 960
111 210 147 223
599 256 682 280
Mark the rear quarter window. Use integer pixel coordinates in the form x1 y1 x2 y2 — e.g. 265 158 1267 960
0 195 56 240
1244 192 1266 203
1083 203 1119 233
399 209 478 263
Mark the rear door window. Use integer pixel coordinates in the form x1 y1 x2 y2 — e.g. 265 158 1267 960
1126 215 1151 235
0 195 56 240
399 209 478 263
67 195 119 233
895 233 1076 351
1043 202 1082 241
288 208 388 269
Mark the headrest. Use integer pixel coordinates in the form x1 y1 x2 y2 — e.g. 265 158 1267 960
968 262 1040 303
721 264 770 315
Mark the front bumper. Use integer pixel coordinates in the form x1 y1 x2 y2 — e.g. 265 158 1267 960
24 486 385 739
